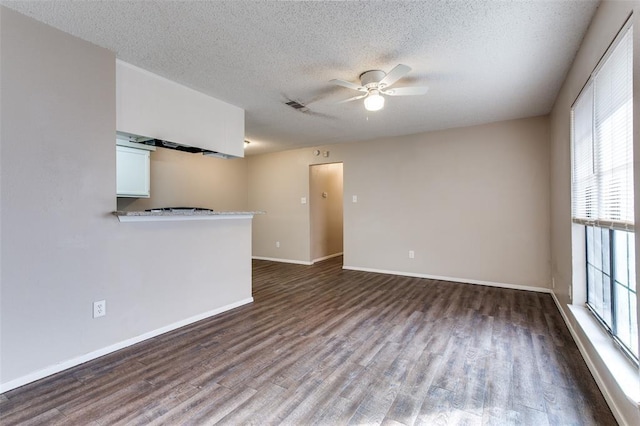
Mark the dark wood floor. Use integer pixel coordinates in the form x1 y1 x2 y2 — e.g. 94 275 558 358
1 256 616 425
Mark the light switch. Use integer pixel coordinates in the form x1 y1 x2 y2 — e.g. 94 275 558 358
301 197 307 204
352 195 358 203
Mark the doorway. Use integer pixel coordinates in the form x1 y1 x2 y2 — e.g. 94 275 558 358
309 162 344 263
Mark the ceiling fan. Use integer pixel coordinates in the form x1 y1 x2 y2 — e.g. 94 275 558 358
330 64 428 111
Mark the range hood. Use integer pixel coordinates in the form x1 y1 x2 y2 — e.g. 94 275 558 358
116 132 238 160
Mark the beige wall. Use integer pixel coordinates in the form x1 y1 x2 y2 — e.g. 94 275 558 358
310 163 344 261
549 1 640 424
117 147 248 212
249 148 315 262
249 116 550 289
0 7 251 390
0 6 115 385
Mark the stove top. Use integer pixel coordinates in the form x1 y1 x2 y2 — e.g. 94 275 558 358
145 207 214 213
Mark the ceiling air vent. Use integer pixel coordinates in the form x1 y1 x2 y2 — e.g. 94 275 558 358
285 100 309 112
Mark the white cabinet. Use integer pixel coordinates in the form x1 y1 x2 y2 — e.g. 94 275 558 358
116 144 152 198
116 60 245 158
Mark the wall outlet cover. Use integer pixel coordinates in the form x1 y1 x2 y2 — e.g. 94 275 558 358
93 300 106 318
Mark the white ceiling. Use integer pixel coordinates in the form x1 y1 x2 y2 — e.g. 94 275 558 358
1 1 599 155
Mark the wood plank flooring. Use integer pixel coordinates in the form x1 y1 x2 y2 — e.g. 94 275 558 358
0 257 616 425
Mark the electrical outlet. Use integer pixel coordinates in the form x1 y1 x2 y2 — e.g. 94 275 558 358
409 250 415 259
301 197 307 204
93 300 106 318
276 241 280 248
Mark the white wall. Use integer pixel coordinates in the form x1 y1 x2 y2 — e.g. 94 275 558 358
549 1 640 424
249 116 550 290
0 7 252 391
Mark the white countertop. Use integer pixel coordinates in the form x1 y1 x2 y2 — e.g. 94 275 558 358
113 210 263 222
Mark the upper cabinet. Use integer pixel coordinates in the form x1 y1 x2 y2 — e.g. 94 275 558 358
116 140 155 198
116 60 245 158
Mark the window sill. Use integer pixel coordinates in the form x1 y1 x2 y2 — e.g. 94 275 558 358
567 304 639 405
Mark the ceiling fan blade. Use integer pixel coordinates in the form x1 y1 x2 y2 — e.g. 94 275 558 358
379 64 411 88
337 93 368 104
382 86 429 96
330 79 366 92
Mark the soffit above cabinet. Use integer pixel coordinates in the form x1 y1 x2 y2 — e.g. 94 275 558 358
116 60 245 158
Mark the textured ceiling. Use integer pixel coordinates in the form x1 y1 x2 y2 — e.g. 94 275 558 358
1 1 599 155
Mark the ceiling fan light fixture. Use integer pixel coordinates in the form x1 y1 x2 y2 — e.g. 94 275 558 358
364 90 385 111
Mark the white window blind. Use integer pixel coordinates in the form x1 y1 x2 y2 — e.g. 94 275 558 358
572 25 633 230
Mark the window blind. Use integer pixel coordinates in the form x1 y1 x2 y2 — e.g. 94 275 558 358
572 25 633 231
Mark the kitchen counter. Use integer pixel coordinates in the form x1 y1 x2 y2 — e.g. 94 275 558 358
113 210 264 222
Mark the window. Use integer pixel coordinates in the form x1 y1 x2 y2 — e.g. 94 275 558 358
585 226 637 359
572 23 638 362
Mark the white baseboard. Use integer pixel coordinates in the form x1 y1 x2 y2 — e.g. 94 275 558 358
312 252 343 263
0 297 254 394
252 256 313 265
252 253 343 265
342 265 551 294
550 293 637 426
